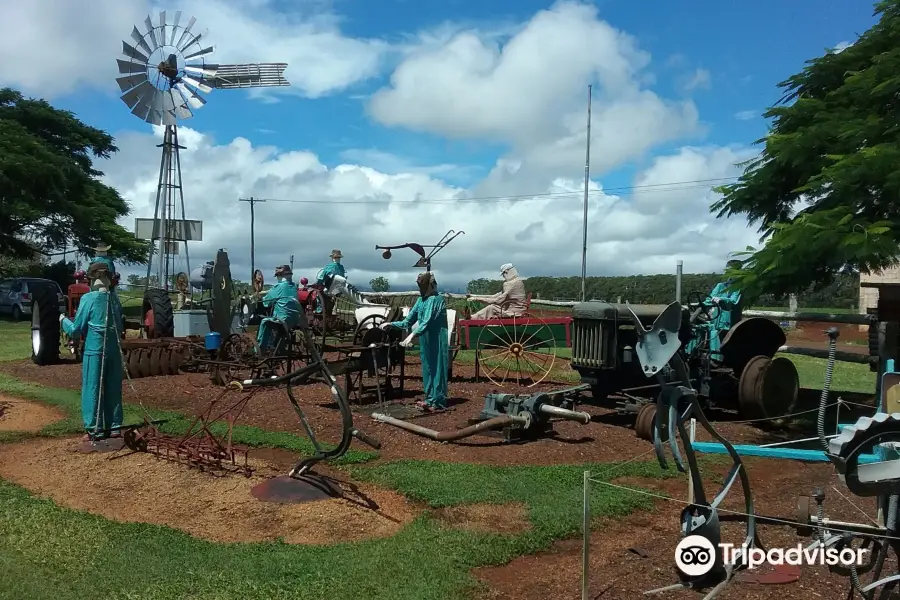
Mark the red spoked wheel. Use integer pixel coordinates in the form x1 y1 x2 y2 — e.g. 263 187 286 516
475 315 557 387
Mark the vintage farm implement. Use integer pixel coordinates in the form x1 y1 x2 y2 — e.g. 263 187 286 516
121 310 383 502
123 383 258 477
614 301 900 598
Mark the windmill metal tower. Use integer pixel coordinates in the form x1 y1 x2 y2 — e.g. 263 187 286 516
117 11 289 290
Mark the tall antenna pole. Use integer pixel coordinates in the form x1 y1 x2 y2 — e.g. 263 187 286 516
239 197 265 280
580 85 592 303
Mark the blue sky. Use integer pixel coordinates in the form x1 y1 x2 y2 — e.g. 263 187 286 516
54 0 875 176
3 0 882 287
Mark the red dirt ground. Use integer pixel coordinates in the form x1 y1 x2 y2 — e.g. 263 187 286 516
0 326 882 600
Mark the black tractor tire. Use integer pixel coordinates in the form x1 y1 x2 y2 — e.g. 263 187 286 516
30 287 61 366
143 289 175 338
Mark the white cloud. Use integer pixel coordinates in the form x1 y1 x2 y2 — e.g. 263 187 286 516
0 0 389 99
104 126 759 290
338 148 483 182
734 110 757 121
368 1 701 190
680 68 711 92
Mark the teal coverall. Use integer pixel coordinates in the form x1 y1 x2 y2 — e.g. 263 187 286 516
389 295 449 409
315 262 346 314
257 279 302 352
686 280 742 359
61 289 124 435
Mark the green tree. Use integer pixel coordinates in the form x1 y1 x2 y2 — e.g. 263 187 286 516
369 276 390 292
467 278 498 295
713 0 900 297
0 88 149 264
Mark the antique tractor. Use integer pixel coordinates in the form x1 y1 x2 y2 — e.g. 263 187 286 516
569 296 799 439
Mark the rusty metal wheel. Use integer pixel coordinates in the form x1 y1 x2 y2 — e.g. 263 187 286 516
136 349 152 378
169 347 185 373
158 347 172 375
635 403 655 441
738 355 799 425
127 349 142 379
149 348 162 376
634 403 669 442
475 315 557 387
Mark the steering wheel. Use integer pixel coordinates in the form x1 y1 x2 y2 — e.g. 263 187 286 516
686 290 713 322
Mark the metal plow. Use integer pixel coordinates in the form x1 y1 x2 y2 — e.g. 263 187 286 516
124 382 257 477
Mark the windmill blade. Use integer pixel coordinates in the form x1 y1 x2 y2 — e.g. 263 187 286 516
170 11 183 44
176 16 196 49
183 45 214 61
120 80 155 109
130 25 153 56
179 28 207 52
146 109 163 127
174 104 193 120
143 16 159 50
161 88 184 112
157 12 167 49
161 110 179 126
117 59 147 75
149 88 164 115
176 82 207 109
207 63 290 88
121 41 149 64
116 73 148 93
182 75 213 94
131 95 153 122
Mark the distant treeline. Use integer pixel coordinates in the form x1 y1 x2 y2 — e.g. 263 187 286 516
466 272 860 309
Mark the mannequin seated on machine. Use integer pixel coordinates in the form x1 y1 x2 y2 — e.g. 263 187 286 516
466 263 527 319
256 265 302 353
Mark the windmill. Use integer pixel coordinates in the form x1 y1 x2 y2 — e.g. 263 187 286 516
117 11 289 290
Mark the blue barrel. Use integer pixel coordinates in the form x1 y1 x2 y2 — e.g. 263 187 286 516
205 331 222 351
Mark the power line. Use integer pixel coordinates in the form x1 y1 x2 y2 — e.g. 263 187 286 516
239 176 739 206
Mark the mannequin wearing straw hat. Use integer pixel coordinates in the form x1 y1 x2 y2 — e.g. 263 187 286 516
92 244 122 292
315 249 346 317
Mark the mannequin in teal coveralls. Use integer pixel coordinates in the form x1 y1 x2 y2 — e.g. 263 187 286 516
315 249 346 316
60 262 124 440
686 260 743 361
381 271 449 412
257 264 302 353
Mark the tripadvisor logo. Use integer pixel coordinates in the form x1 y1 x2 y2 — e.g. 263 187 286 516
675 535 869 576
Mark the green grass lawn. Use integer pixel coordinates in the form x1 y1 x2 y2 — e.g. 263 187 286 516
0 318 678 599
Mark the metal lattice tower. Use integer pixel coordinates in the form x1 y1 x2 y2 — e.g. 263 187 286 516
116 11 289 290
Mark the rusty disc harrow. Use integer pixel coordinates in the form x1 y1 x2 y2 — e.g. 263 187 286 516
123 342 193 379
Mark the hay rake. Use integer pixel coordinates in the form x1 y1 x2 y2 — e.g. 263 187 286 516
627 302 900 599
124 383 258 477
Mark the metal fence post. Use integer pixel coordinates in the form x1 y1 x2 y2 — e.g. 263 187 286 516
687 419 696 504
582 470 590 600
